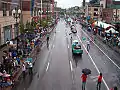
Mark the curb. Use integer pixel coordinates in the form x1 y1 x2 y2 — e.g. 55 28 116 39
12 25 56 86
82 26 120 54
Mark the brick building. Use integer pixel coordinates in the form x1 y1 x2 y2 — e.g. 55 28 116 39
0 0 20 45
0 0 55 45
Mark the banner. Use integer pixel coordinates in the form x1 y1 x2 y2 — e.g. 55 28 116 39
31 0 35 16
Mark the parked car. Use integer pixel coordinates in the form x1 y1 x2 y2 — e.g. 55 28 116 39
72 40 83 56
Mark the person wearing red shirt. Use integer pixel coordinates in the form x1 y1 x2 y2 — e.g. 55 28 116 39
97 73 102 90
110 86 118 90
81 73 87 90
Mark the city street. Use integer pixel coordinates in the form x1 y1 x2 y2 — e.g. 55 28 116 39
13 19 120 90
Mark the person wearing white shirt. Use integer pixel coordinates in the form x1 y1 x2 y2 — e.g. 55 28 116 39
22 63 26 78
28 62 33 75
86 40 90 52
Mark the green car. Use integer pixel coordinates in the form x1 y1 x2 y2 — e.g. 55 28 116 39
72 40 83 56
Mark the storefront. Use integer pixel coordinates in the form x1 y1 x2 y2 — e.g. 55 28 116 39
3 25 12 43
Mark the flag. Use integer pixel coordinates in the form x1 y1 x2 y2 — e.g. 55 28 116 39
31 0 34 16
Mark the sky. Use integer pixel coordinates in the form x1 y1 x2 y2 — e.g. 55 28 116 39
55 0 89 9
55 0 120 9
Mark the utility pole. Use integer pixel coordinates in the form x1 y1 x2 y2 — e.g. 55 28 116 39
20 0 23 24
115 8 117 22
41 0 42 21
47 1 48 24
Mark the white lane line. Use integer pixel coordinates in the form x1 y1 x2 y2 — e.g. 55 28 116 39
46 62 50 71
70 61 73 71
77 35 109 90
81 29 120 70
53 45 55 48
68 45 69 48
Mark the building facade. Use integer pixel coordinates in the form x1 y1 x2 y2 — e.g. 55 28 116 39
112 1 120 22
0 0 55 45
85 3 101 20
0 0 20 45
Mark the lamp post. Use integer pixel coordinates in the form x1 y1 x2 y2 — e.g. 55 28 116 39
96 12 99 25
12 7 21 55
39 10 43 25
47 2 49 24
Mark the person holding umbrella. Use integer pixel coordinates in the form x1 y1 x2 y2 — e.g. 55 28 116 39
81 73 87 90
81 68 91 90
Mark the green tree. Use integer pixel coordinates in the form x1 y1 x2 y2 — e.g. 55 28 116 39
25 20 36 32
41 18 49 28
19 22 25 33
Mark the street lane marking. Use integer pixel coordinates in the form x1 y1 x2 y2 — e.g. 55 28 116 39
53 45 55 48
68 45 69 48
77 35 109 90
81 29 120 70
70 61 73 71
46 62 50 71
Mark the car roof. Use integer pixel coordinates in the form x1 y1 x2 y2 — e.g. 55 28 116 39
72 40 79 43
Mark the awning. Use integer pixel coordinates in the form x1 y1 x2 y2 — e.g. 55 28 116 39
105 28 119 33
94 21 115 29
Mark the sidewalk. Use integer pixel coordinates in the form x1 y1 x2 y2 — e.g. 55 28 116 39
0 24 56 90
96 35 120 54
0 46 10 63
81 25 120 54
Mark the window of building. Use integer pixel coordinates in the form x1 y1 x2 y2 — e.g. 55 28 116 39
101 4 103 7
94 8 98 11
9 9 12 16
2 3 7 16
88 8 91 11
94 12 98 16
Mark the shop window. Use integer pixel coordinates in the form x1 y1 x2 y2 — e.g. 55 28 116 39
88 8 91 11
94 12 98 16
2 3 7 16
94 8 98 11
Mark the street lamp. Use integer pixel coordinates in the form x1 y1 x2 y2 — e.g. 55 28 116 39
96 12 99 25
12 7 21 55
39 10 43 27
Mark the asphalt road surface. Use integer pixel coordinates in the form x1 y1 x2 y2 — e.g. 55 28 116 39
13 19 120 90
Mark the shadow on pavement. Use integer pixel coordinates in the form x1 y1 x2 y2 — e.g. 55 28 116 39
72 54 82 67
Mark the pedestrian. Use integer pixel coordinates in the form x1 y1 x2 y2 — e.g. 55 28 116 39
31 41 34 49
97 73 103 90
22 63 26 79
12 50 17 59
16 56 20 65
28 62 33 75
86 40 90 52
110 86 118 90
81 73 87 90
6 38 10 45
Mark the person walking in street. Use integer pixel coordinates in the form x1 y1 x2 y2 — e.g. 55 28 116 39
81 73 87 90
22 63 26 79
46 34 49 48
86 40 90 52
97 73 103 90
28 62 33 75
